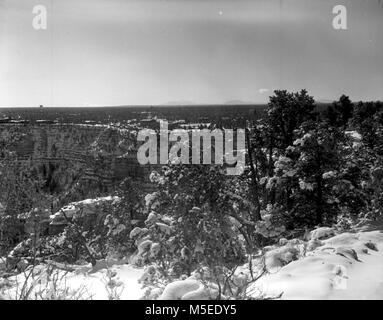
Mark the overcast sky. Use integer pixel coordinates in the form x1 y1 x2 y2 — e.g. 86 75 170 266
0 0 382 107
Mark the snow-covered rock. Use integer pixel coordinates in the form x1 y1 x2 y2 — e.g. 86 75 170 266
364 241 378 251
306 239 323 252
309 227 336 240
335 247 359 261
159 279 210 300
265 246 300 270
50 196 120 225
250 229 383 300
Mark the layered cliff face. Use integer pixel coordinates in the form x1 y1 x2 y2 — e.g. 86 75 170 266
0 124 144 204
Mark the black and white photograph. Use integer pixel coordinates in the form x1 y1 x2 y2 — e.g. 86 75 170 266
0 0 383 304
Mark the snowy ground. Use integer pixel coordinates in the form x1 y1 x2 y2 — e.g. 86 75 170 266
1 262 145 300
250 220 383 300
2 217 383 300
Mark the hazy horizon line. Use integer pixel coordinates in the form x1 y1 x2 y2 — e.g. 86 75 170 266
0 98 380 109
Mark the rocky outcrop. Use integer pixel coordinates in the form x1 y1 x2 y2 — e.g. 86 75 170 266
49 196 120 234
1 124 151 202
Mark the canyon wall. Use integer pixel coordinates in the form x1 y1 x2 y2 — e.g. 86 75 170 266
1 124 153 204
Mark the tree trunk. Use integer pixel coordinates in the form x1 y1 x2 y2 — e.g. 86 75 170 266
245 128 262 222
315 174 323 226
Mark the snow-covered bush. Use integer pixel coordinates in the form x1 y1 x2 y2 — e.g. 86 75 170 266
131 165 249 297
